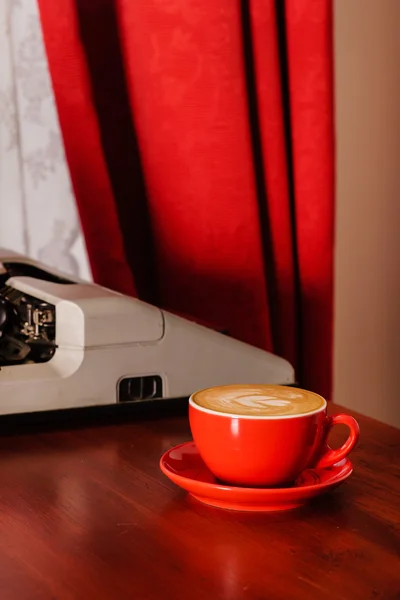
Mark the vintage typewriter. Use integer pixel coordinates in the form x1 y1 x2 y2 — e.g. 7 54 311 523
0 249 294 417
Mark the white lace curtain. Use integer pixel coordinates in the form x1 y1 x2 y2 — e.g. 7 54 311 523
0 0 92 281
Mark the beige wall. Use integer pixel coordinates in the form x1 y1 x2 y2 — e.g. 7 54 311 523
333 0 400 427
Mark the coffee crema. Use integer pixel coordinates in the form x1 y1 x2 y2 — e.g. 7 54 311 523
191 384 325 417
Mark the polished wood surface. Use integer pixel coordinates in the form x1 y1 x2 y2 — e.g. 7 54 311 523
0 403 398 600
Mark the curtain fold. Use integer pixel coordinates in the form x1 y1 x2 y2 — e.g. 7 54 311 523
284 0 335 398
38 0 136 295
38 0 334 397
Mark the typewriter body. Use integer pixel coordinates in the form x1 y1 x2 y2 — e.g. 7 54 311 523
0 249 294 416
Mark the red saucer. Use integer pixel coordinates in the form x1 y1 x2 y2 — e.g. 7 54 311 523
160 442 353 512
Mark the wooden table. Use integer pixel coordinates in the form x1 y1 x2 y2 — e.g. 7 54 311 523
0 402 398 600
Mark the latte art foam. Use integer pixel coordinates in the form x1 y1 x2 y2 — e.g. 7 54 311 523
192 385 325 417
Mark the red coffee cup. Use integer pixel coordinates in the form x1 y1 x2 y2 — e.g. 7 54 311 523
189 385 360 487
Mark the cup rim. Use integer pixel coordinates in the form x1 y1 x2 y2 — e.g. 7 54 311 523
189 387 327 420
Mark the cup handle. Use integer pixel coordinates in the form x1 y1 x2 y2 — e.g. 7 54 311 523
314 413 360 469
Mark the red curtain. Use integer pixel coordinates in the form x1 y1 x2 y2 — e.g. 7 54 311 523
38 0 334 398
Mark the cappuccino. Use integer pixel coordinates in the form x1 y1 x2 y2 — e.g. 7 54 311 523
191 384 325 417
